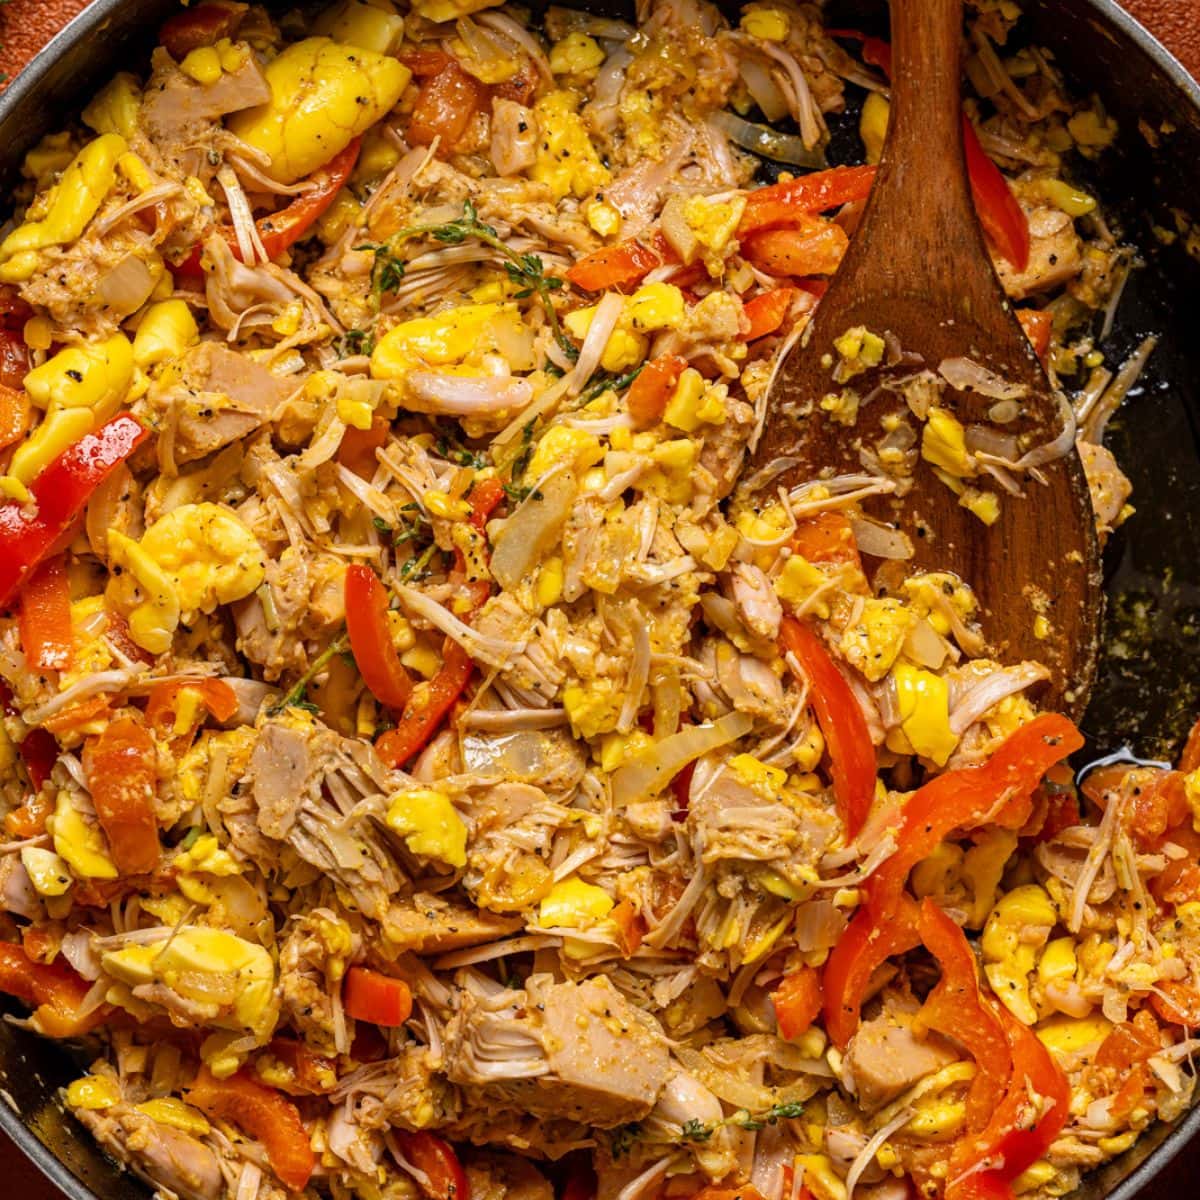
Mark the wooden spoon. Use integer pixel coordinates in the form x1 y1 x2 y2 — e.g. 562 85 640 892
749 0 1101 714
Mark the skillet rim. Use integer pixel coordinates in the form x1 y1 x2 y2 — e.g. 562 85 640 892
0 1 1196 1198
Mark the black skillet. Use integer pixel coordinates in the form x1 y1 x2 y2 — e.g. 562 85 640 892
0 0 1196 1197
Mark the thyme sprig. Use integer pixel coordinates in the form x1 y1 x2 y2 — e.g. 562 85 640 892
359 200 577 361
271 631 350 715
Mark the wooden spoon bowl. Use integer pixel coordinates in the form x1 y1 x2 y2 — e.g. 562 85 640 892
750 0 1101 714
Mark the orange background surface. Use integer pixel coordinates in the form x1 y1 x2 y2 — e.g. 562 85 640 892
0 0 1195 1197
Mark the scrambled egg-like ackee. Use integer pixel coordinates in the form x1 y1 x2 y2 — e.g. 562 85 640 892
0 3 1180 1200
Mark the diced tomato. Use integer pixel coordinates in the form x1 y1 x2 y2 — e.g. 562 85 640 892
18 556 73 672
188 1067 315 1192
565 239 663 292
626 353 688 426
42 695 113 736
82 716 161 876
772 966 822 1040
738 164 878 235
345 564 413 709
343 966 413 1027
790 510 863 574
468 476 506 531
4 788 54 839
17 727 58 791
393 1131 470 1200
400 48 453 76
262 1038 337 1096
1016 308 1053 364
407 59 490 152
740 287 799 341
779 617 877 840
611 900 646 958
160 1 246 60
1151 981 1200 1027
1096 1012 1161 1070
742 219 849 278
338 417 390 478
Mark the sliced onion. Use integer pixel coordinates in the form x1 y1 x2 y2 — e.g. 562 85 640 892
570 291 624 396
850 516 913 560
792 898 847 952
964 424 1020 461
406 372 534 416
546 6 634 40
1010 388 1077 471
490 469 578 592
902 618 948 671
710 110 827 168
611 711 753 804
948 662 1051 735
96 255 157 316
738 58 790 123
938 356 1028 401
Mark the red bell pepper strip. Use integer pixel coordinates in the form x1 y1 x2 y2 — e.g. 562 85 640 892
868 712 1083 918
343 965 413 1027
160 1 246 59
779 616 876 839
946 1006 1070 1200
772 965 823 1040
0 414 149 609
144 678 239 733
375 640 475 768
822 893 921 1048
345 564 414 709
740 287 799 341
742 220 849 278
188 1067 315 1192
1016 308 1053 364
626 353 688 426
82 716 161 876
915 900 1012 1131
18 556 73 672
0 942 109 1038
392 1131 470 1200
738 165 877 235
566 239 663 292
822 715 1082 1046
173 139 362 277
962 117 1031 271
468 476 506 531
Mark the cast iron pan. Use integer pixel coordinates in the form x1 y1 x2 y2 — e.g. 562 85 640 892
0 1 1196 1197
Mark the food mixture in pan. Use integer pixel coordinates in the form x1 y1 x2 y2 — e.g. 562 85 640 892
0 1 1192 1199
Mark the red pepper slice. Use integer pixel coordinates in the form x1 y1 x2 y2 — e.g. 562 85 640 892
144 678 239 733
345 564 414 709
188 1067 315 1192
565 239 663 292
160 1 246 60
772 965 823 1040
1016 308 1053 364
915 899 1012 1131
468 476 506 531
375 640 474 768
82 716 161 876
0 942 109 1038
343 965 413 1027
742 219 849 278
626 353 688 427
740 287 799 341
779 616 876 839
173 139 361 277
261 1038 337 1096
738 164 878 235
0 415 149 608
393 1130 470 1200
18 555 73 672
962 115 1031 272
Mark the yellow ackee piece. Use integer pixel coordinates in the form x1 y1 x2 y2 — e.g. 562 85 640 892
173 833 240 878
50 790 118 880
1033 177 1096 217
371 303 518 375
140 502 267 619
410 0 502 21
922 406 976 477
683 194 747 262
1035 1013 1112 1055
0 134 127 282
740 7 790 40
795 1154 847 1200
10 408 93 486
133 300 199 369
82 73 142 139
107 529 182 655
135 1098 212 1136
838 596 914 682
66 1075 122 1112
625 283 686 333
562 679 622 738
227 38 410 184
536 555 565 608
1037 936 1078 986
585 199 621 238
774 554 830 617
860 92 890 165
550 32 605 74
103 927 278 1039
180 45 224 85
527 425 604 479
20 847 73 896
530 90 611 200
539 876 614 927
981 883 1056 1024
386 788 469 868
832 325 886 379
892 661 958 765
313 0 405 54
663 368 725 432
